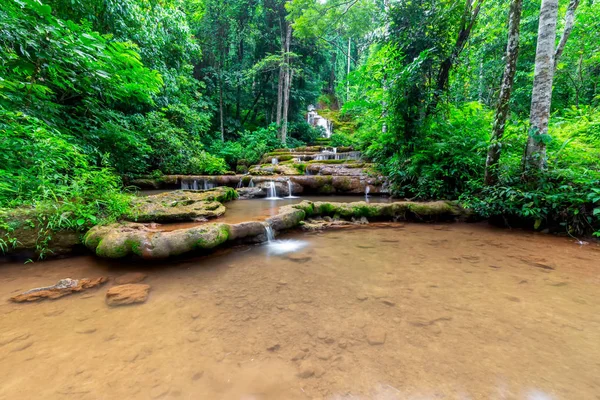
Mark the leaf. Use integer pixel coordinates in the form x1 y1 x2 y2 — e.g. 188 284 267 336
76 218 85 226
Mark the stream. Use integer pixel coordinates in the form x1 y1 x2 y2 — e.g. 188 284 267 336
1 223 599 399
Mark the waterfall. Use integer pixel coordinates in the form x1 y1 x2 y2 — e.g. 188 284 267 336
265 181 280 200
272 157 279 165
249 178 255 188
263 222 274 242
181 180 189 190
192 180 199 190
285 179 299 199
365 185 371 197
236 178 243 189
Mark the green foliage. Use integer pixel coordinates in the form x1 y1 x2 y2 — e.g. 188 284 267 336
381 103 492 199
0 111 131 257
213 124 283 168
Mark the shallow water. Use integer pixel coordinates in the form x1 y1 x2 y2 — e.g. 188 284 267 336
1 223 599 399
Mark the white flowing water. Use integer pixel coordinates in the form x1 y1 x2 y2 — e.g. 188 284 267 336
181 179 214 190
263 221 307 255
285 179 299 199
307 105 333 138
272 158 279 165
236 178 243 189
265 181 281 200
249 178 255 188
365 185 371 198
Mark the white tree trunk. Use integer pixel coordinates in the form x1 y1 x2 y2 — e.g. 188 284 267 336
484 0 522 185
524 0 559 172
554 0 581 69
281 24 293 145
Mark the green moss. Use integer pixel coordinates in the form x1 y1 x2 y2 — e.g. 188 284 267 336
126 238 142 256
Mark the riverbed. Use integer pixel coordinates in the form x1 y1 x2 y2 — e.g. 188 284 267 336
0 223 599 399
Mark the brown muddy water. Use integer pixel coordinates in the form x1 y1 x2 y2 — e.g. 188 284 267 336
1 223 599 399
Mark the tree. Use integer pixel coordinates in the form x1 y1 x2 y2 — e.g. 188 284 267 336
523 0 559 172
426 0 484 116
484 0 523 185
554 0 581 68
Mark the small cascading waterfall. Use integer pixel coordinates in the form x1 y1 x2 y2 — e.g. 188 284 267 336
272 157 279 165
236 178 243 188
285 179 298 199
192 180 199 190
181 180 189 190
249 178 255 188
265 181 280 200
263 222 274 242
365 185 371 198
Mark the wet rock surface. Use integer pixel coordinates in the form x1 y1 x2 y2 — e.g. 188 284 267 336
105 284 151 306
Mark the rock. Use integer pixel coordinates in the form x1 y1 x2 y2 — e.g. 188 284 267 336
382 300 396 307
356 294 368 301
297 360 316 379
115 272 147 285
338 339 347 349
236 187 265 200
192 371 204 381
266 343 281 352
366 328 387 345
128 187 237 222
85 222 231 259
106 284 150 306
0 208 81 256
10 277 108 303
286 254 312 263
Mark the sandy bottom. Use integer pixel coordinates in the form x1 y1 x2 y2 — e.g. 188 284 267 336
0 223 599 399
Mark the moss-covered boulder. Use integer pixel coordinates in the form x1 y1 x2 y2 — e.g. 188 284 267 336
292 200 464 222
128 187 237 222
0 208 81 256
84 222 231 259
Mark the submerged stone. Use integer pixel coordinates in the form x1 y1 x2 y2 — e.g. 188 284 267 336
106 284 150 306
10 277 108 303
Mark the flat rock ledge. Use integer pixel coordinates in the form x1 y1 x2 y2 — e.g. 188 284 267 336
128 187 237 222
84 200 464 259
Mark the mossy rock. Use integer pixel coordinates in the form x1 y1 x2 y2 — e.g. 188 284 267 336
127 187 237 223
0 207 81 256
85 222 231 259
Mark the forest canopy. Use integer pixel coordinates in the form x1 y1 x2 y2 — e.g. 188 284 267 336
1 0 599 247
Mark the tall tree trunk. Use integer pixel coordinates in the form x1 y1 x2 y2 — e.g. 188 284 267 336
219 73 225 142
554 0 580 69
427 0 484 116
281 23 293 145
346 37 351 102
523 0 559 172
484 0 523 186
328 50 337 94
276 65 284 129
